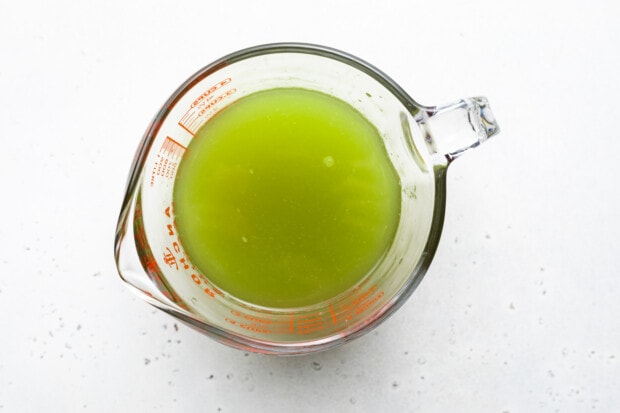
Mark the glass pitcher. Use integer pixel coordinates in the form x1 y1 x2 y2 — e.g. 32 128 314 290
114 43 499 355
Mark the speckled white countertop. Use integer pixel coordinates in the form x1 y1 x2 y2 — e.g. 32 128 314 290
2 0 620 411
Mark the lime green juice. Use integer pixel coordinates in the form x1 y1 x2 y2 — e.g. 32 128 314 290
173 88 401 308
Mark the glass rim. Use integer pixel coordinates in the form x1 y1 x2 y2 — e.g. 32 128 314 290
116 43 448 354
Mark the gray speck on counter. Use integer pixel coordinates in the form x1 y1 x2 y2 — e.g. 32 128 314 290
392 381 399 389
226 373 233 380
311 361 322 371
144 358 151 365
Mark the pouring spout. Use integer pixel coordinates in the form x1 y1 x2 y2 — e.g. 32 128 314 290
418 97 500 164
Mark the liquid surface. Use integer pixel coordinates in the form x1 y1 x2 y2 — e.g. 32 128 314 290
173 88 401 308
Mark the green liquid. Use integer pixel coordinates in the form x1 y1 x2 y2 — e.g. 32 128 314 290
173 88 401 308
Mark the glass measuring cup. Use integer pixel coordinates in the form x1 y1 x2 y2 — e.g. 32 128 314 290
114 43 499 355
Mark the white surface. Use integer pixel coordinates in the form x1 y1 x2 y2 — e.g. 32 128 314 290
2 0 619 411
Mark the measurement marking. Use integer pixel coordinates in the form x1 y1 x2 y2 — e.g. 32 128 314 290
150 138 185 187
160 136 186 158
178 121 195 136
166 136 186 150
329 305 337 325
178 78 236 135
295 314 324 334
289 314 294 333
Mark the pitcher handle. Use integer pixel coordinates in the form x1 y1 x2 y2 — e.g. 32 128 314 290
417 97 500 164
